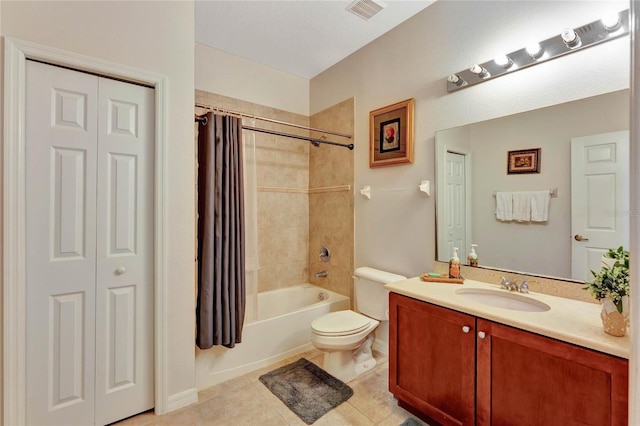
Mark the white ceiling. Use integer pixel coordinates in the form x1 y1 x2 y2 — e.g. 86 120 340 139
195 0 436 79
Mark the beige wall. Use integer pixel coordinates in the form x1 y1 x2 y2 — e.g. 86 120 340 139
0 0 3 419
196 43 310 116
309 98 355 300
1 0 196 407
310 0 630 280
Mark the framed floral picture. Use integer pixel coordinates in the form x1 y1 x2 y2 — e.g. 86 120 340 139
507 148 541 174
369 99 414 168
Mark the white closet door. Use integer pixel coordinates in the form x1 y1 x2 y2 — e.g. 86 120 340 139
94 77 154 425
26 60 154 425
26 61 99 425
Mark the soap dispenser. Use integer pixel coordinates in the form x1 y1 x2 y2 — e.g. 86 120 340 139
468 244 478 267
449 247 461 279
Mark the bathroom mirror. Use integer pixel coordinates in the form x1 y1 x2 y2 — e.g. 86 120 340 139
435 89 629 283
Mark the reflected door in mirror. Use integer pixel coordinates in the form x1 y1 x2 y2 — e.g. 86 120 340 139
570 131 629 281
445 152 467 259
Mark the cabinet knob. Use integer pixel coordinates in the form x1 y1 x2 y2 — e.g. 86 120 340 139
462 326 471 333
478 331 486 339
115 267 126 275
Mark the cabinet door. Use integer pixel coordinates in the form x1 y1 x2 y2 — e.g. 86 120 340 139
389 293 476 426
476 319 628 426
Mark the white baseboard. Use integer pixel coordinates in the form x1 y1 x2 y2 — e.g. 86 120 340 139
166 388 199 412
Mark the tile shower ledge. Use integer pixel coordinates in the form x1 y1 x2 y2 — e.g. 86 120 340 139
385 277 630 359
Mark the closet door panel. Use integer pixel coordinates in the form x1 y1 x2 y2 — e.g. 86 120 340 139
25 60 98 426
95 77 155 425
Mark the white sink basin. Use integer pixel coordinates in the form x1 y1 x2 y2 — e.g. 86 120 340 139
455 288 551 312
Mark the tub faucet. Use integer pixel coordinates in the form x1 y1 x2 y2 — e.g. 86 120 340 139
315 271 328 278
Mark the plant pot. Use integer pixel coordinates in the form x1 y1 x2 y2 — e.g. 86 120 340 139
600 297 629 337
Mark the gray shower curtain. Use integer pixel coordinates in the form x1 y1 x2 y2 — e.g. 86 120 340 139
196 112 245 349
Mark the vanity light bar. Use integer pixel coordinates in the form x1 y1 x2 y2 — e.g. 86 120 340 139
446 9 630 93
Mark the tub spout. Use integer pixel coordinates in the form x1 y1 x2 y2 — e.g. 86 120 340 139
315 271 328 278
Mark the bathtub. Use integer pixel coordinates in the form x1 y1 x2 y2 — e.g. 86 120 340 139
195 283 350 390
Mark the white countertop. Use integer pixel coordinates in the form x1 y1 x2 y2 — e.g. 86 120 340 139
385 277 630 359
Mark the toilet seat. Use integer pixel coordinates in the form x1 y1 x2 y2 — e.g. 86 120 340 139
311 310 373 337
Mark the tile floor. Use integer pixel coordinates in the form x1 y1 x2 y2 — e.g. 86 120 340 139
113 348 429 426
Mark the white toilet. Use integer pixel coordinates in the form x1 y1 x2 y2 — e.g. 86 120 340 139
310 266 406 382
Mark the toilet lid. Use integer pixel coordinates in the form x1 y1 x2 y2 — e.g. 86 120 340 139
311 310 372 336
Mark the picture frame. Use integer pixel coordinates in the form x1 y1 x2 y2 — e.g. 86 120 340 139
507 148 541 174
369 99 414 168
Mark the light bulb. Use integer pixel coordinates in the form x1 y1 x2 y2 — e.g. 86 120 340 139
469 64 489 78
494 54 513 68
447 74 464 86
561 28 580 47
526 42 543 59
602 14 621 31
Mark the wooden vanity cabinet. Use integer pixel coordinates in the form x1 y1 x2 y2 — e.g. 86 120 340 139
476 319 628 426
389 293 629 426
388 292 476 425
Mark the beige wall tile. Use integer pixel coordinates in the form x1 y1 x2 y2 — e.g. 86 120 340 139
196 91 355 298
308 99 355 304
196 90 311 293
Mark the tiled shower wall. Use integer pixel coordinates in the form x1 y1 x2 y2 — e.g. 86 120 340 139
196 90 310 293
195 91 354 296
309 99 355 301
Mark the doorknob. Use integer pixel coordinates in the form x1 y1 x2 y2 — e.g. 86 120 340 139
574 234 589 242
115 267 126 275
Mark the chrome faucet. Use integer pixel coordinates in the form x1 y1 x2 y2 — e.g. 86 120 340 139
500 277 518 292
315 271 328 278
500 277 529 293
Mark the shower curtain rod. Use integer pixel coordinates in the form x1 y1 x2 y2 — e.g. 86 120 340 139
195 113 354 151
195 103 352 139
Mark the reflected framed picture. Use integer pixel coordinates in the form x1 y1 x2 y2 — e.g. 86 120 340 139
369 99 414 168
507 148 541 174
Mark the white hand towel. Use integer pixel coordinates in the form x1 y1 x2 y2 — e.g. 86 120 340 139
512 191 532 222
531 190 551 222
495 192 513 221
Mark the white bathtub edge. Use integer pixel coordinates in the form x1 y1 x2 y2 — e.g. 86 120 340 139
196 343 315 390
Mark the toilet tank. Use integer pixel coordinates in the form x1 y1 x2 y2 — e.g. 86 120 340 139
353 267 407 320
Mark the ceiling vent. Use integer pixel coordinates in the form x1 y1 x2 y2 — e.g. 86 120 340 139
346 0 387 21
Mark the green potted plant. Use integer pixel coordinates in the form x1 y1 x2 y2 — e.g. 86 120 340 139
584 246 630 337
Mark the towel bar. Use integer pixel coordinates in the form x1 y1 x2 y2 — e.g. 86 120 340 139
492 188 557 198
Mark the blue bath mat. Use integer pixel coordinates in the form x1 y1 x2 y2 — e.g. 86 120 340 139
259 358 353 424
